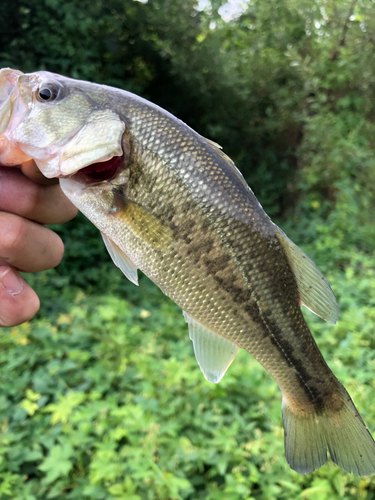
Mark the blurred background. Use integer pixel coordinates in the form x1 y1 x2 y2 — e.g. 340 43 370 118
0 0 375 498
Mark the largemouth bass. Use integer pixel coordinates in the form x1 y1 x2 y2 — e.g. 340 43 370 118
0 68 374 476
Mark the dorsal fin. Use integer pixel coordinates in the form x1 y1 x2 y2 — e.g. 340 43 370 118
183 311 239 383
203 137 223 150
202 136 236 169
276 231 338 324
101 232 139 286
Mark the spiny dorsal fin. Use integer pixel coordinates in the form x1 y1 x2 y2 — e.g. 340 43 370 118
202 136 237 169
101 232 139 286
276 230 338 324
203 137 223 150
183 311 239 383
201 136 254 194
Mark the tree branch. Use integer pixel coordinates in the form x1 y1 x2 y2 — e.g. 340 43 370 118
330 0 358 61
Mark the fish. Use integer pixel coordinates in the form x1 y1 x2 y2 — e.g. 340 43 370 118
0 67 374 476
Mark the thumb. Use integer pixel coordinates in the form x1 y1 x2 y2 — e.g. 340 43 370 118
0 266 40 326
21 160 58 186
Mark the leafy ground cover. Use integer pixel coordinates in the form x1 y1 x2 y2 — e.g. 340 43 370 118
0 211 375 499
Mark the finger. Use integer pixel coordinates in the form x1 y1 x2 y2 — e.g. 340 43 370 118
0 167 78 224
0 265 40 327
0 212 64 272
21 159 58 186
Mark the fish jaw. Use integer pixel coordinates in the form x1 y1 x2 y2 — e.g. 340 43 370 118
0 68 125 177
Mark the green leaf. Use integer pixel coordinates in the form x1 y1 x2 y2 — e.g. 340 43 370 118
38 443 74 484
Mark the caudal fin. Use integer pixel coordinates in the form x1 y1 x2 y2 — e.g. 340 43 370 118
282 387 375 475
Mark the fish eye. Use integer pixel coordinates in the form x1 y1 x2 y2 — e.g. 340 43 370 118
36 84 59 102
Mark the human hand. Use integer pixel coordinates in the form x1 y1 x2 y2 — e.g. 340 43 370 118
0 162 77 326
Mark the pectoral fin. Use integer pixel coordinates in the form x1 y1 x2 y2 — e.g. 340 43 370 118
277 231 339 324
183 311 239 383
101 232 139 286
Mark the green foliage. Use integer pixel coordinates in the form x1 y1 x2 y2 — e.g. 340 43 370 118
1 280 375 499
1 0 375 498
2 0 375 214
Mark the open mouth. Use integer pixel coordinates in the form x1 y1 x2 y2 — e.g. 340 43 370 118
74 154 123 183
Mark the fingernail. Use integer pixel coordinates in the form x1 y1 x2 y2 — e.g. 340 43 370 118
0 266 23 296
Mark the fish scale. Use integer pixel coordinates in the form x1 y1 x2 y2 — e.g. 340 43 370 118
109 134 340 406
0 68 374 476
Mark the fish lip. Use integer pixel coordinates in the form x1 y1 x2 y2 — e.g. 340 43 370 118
0 68 23 104
0 68 34 166
0 69 23 135
37 151 124 180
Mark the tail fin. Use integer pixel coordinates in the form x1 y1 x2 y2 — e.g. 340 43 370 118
282 387 375 475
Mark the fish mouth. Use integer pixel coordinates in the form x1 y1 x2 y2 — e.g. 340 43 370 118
69 154 124 185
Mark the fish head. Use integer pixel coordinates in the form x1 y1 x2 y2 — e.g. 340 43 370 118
0 68 126 179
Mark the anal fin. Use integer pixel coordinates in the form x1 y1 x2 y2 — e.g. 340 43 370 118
101 232 139 286
183 311 239 383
